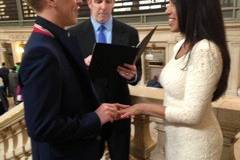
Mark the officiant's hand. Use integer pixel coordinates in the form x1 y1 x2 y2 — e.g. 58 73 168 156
84 55 92 66
117 63 137 80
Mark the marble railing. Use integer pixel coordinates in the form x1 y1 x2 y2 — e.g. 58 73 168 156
0 87 240 160
0 103 32 160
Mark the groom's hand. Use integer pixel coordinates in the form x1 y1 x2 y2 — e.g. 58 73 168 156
95 103 119 125
114 103 130 120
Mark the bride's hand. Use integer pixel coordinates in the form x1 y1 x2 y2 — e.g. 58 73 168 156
118 104 143 119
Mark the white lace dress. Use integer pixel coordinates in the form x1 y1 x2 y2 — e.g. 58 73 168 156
159 39 223 160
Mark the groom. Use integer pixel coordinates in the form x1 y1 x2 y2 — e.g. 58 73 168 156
20 0 124 159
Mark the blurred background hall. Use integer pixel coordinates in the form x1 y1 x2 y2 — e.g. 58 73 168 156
0 0 239 159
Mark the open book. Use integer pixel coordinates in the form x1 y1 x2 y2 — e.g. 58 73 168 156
89 25 157 78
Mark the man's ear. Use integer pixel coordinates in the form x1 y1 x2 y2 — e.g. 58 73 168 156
87 0 92 8
45 0 57 8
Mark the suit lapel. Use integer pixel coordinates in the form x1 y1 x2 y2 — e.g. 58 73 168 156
58 33 88 74
112 19 127 45
35 16 88 73
55 30 100 106
79 20 96 57
34 17 100 104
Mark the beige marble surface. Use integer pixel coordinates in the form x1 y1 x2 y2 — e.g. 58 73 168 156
129 85 164 100
212 95 240 111
129 85 240 110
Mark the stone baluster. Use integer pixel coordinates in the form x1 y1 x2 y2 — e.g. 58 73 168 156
220 123 237 160
213 106 240 160
13 122 23 159
150 117 165 160
0 104 32 160
5 127 15 159
130 115 156 160
0 133 6 159
23 124 32 158
235 132 240 159
14 120 31 159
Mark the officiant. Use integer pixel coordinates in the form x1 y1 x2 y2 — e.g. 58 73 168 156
69 0 142 159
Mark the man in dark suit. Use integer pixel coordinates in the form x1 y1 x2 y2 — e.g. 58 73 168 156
19 0 123 159
69 0 142 159
0 62 9 94
8 67 18 99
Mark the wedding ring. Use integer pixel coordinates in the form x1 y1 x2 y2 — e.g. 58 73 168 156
122 72 129 77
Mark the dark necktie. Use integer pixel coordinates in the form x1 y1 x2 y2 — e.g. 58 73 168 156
97 25 106 43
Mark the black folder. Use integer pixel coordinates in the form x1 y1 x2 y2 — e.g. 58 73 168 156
89 25 157 78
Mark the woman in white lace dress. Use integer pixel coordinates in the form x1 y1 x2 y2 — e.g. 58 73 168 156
119 0 230 159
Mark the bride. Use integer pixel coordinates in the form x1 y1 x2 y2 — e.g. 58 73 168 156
119 0 230 159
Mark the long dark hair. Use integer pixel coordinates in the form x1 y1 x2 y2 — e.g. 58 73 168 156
172 0 230 101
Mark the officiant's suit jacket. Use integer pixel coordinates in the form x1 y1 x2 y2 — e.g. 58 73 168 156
69 18 142 160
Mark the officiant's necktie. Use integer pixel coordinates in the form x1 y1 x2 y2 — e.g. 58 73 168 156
98 25 106 43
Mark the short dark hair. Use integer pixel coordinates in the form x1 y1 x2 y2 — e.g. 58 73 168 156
174 0 230 101
27 0 44 11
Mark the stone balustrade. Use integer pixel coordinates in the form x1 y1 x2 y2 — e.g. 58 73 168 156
0 103 31 160
0 91 240 160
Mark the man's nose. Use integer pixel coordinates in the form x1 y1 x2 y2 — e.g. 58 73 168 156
76 0 83 6
100 1 107 9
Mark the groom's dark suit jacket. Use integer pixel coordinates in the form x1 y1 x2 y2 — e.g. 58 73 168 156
19 16 102 160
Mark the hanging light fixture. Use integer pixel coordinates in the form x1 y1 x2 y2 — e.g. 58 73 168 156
16 43 25 55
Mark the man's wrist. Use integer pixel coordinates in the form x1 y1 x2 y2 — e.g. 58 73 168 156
127 74 138 83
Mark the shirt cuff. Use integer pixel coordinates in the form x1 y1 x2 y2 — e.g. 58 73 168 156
127 74 138 84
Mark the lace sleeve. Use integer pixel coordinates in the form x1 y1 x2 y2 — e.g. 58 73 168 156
165 40 223 125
